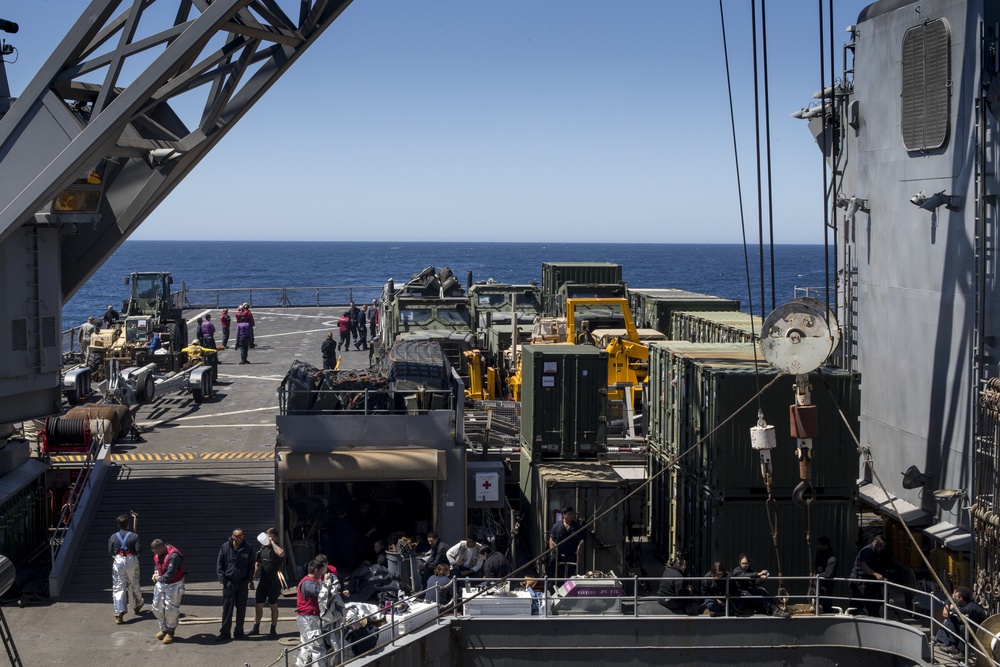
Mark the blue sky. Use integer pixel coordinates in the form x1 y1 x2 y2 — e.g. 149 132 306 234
2 1 871 243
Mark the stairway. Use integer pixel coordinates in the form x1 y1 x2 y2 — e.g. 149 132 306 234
62 459 275 600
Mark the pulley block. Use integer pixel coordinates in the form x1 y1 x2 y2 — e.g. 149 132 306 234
760 297 840 374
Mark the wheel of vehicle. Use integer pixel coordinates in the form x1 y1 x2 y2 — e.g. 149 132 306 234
192 374 211 403
65 388 79 405
136 375 155 403
167 322 179 349
208 353 219 383
86 351 102 373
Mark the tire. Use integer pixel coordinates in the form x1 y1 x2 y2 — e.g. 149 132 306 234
192 374 211 403
208 353 219 383
167 322 181 351
65 389 79 405
136 375 155 404
86 351 102 373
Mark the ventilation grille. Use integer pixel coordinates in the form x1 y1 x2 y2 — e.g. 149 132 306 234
42 317 56 348
11 320 27 352
901 19 950 152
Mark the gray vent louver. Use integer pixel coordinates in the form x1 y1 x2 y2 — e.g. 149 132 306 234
901 18 950 152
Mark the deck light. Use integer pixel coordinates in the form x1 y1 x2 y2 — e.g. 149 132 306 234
933 489 968 512
835 194 869 218
901 465 930 490
910 190 959 211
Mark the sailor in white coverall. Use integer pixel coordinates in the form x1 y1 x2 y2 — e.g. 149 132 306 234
319 567 347 663
150 539 186 644
296 559 327 667
109 514 143 624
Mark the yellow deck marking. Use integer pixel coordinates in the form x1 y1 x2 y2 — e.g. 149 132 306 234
49 451 274 463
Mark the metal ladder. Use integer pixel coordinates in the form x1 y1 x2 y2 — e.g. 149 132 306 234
0 606 23 667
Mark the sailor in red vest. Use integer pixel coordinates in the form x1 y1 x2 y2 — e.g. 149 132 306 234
150 538 185 644
295 559 327 667
108 514 142 625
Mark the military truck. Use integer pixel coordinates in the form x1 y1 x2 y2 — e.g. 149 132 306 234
372 267 495 400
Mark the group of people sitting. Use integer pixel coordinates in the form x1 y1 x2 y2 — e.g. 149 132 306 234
656 553 791 618
414 533 513 606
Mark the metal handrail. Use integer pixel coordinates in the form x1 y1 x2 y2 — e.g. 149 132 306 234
60 284 385 351
278 387 456 416
277 575 1000 667
175 285 384 310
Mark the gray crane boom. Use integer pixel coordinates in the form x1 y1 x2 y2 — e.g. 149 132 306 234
0 0 353 422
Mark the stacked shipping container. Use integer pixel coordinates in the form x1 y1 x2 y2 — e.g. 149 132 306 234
627 288 740 335
519 344 608 460
645 341 860 578
541 262 622 316
670 310 763 344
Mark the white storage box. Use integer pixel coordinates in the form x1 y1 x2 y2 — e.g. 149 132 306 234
391 601 439 634
463 591 535 616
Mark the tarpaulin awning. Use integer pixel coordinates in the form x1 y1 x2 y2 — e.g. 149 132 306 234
277 449 446 482
857 482 932 526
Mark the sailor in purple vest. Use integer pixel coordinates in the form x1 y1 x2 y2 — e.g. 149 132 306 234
236 319 252 364
201 313 218 349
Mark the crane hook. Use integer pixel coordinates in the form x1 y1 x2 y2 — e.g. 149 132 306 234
792 479 815 508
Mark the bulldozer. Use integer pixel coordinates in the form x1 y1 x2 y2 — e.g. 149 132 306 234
84 272 189 381
120 272 187 347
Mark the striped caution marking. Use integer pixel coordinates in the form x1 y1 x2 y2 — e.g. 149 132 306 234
49 451 274 463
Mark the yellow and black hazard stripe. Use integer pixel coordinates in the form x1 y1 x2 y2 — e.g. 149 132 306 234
49 451 274 463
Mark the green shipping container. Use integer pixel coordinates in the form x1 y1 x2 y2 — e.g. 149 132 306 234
680 492 858 583
628 288 740 335
541 262 623 315
670 310 763 344
519 344 608 460
646 342 861 495
519 459 627 575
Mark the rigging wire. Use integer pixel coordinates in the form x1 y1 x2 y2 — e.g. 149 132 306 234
819 0 832 313
719 0 763 404
751 1 767 323
827 0 837 321
761 0 777 314
755 0 784 582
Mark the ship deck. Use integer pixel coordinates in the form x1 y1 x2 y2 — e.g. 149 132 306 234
2 306 970 666
6 306 369 667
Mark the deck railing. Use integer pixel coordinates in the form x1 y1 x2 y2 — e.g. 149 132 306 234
278 387 456 416
283 574 998 666
60 285 385 353
175 285 384 310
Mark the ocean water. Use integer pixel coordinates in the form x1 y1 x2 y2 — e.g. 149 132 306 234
62 241 831 329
